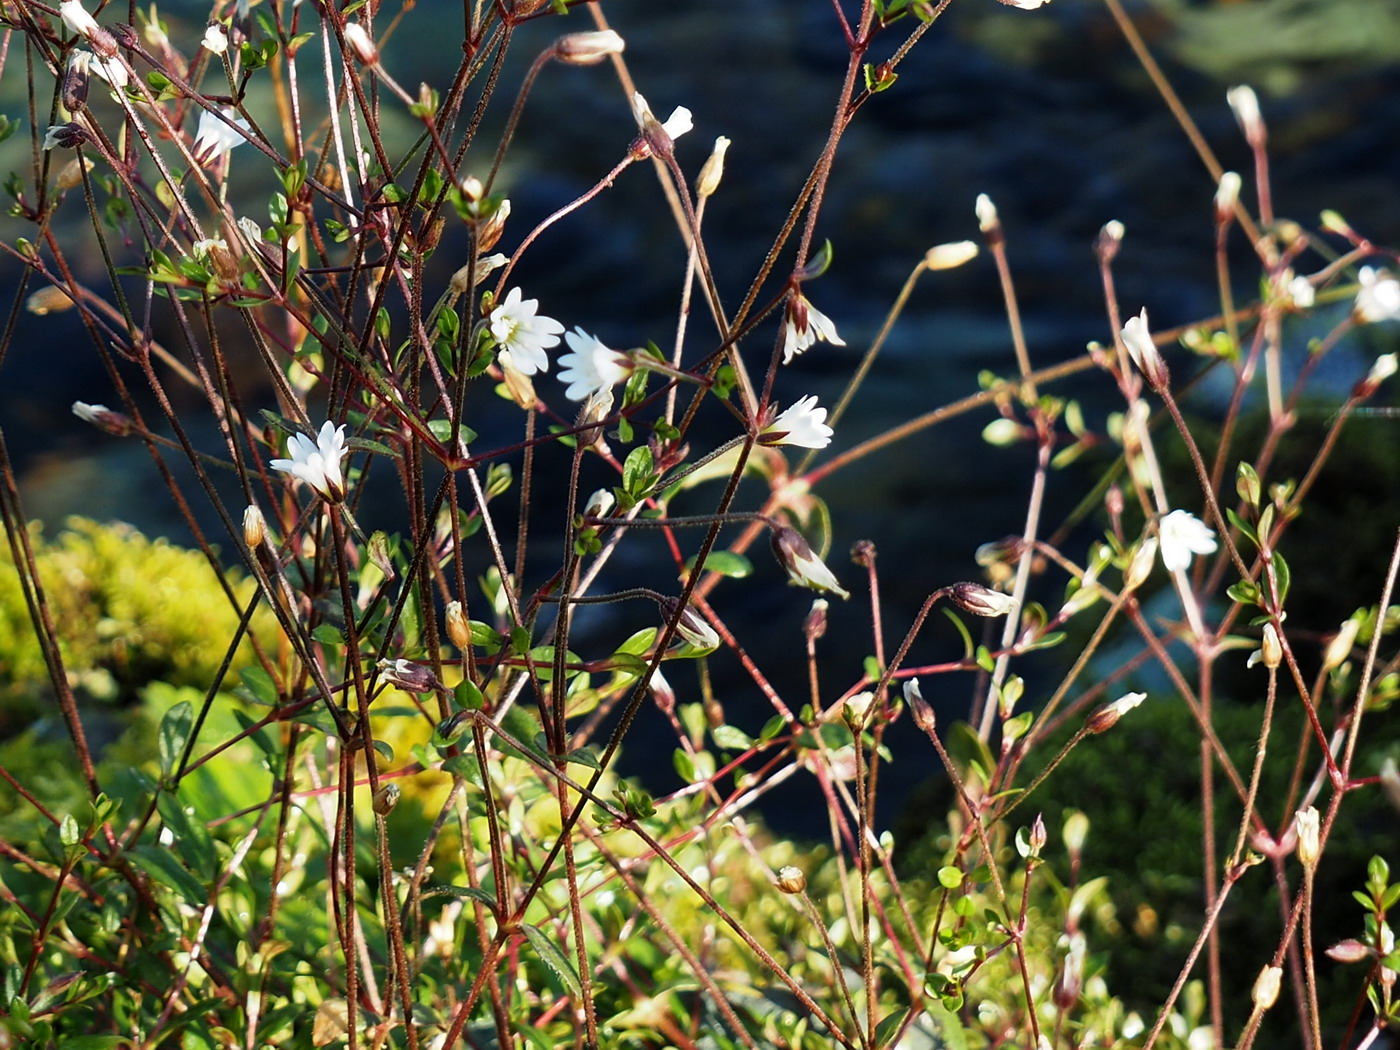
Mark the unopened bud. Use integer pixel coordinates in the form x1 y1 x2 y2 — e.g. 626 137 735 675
949 581 1017 618
1121 309 1170 392
803 598 829 645
649 668 676 714
1322 618 1360 672
1123 537 1157 591
553 29 624 66
843 691 875 729
659 597 719 653
1381 756 1400 813
449 252 506 295
475 198 511 254
772 525 849 599
55 154 95 193
445 600 471 651
62 51 92 112
775 866 806 894
1319 210 1354 238
1251 964 1282 1011
975 193 1000 236
1226 85 1266 149
696 136 730 198
378 658 439 694
582 488 614 520
924 240 978 271
1295 806 1320 868
1054 934 1085 1010
372 782 400 815
243 504 266 549
1086 691 1145 734
1287 273 1315 310
71 400 132 436
1358 352 1399 399
1260 623 1282 670
1028 813 1047 856
905 677 935 733
341 21 378 65
1096 220 1124 264
1326 939 1373 964
498 350 536 408
1063 810 1089 859
1214 172 1241 223
26 286 76 315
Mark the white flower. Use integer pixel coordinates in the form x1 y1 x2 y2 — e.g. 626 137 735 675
1368 353 1398 386
781 295 845 364
202 23 228 55
1214 172 1241 218
631 91 693 143
995 0 1051 8
488 287 564 376
193 107 251 162
270 420 350 501
772 526 849 599
761 395 833 449
1158 509 1217 573
557 327 629 401
1355 267 1400 324
59 0 100 40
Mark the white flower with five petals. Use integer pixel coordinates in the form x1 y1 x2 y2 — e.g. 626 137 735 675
557 328 630 401
1355 267 1400 324
1158 509 1217 573
488 287 564 375
782 295 845 364
270 420 350 501
761 395 833 449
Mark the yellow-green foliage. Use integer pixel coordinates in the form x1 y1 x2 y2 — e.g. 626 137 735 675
0 517 276 722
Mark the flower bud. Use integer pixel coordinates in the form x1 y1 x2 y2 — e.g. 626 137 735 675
696 136 730 198
243 504 266 549
1357 352 1399 399
975 193 1000 236
1322 618 1360 672
372 782 400 815
771 525 849 599
1326 939 1373 964
582 488 615 520
1260 623 1282 670
55 154 95 193
71 400 132 436
59 1 100 41
659 597 719 653
1121 308 1170 392
905 678 935 733
1054 934 1085 1009
26 286 76 315
377 658 440 694
803 598 829 645
776 866 806 894
1251 964 1282 1011
449 252 506 295
1086 691 1145 734
649 668 676 714
1214 172 1241 223
445 600 471 651
342 21 378 64
843 691 874 730
1123 537 1157 592
1028 813 1047 856
924 240 978 271
475 198 511 254
1381 756 1400 813
948 582 1017 618
1096 220 1124 264
62 51 92 112
1295 806 1320 868
1063 810 1089 859
553 29 624 66
1287 273 1315 310
1227 85 1266 148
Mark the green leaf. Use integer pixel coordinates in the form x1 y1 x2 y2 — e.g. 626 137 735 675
521 924 582 997
623 445 654 498
1269 551 1291 608
711 724 753 751
937 866 963 890
1225 508 1259 548
128 845 207 907
158 701 193 781
311 624 343 646
686 551 752 578
759 714 787 743
1227 580 1262 607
